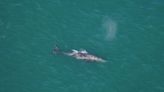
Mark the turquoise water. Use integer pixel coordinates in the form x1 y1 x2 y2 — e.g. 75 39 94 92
0 0 164 92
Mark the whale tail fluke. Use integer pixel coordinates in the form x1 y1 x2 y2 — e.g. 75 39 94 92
53 45 61 54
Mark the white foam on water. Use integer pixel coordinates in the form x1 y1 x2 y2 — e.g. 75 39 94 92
102 17 117 41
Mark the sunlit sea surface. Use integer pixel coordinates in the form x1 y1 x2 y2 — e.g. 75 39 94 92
0 0 164 92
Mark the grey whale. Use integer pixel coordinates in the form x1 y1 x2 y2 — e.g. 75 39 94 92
53 47 106 63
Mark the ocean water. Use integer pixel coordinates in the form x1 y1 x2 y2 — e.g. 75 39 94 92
0 0 164 92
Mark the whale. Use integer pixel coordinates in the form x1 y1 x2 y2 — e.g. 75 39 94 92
53 46 106 63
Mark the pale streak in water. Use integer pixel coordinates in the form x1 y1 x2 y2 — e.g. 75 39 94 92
103 18 117 41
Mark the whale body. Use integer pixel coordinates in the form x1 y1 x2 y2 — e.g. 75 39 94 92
53 47 106 63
